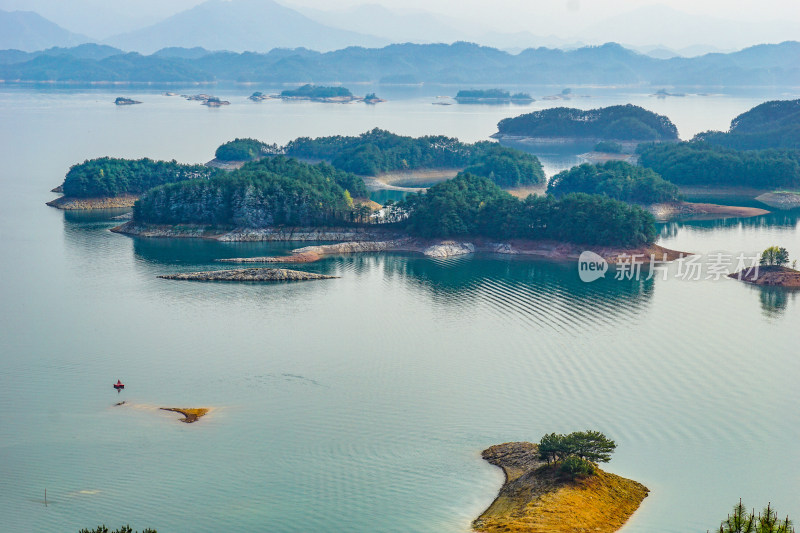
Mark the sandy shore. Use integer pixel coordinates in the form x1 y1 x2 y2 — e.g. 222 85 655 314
473 442 648 533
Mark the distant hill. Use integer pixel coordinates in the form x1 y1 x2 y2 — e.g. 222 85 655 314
0 9 90 51
105 0 386 54
2 41 800 87
0 43 123 64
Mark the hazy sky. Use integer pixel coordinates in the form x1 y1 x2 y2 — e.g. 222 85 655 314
1 0 798 47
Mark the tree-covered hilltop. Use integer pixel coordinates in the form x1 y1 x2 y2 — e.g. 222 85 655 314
637 142 800 188
280 84 353 99
402 173 656 246
693 99 800 150
547 161 680 204
283 129 545 187
215 138 280 161
133 156 368 227
496 104 679 141
62 157 217 198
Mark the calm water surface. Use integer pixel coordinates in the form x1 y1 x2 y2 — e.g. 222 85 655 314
0 88 799 533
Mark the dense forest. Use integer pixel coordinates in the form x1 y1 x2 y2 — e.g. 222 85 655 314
215 138 280 161
637 142 800 188
402 173 656 246
134 156 367 226
280 84 352 98
62 157 216 198
547 161 680 204
4 41 800 85
283 129 545 187
692 99 800 150
496 104 679 141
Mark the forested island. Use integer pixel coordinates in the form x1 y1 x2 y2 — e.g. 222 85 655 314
637 100 800 193
283 129 545 187
47 157 216 209
547 161 680 204
114 97 141 106
694 99 800 150
494 104 679 144
280 84 358 102
455 89 533 103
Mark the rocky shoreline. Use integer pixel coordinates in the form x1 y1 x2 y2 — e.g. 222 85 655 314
47 194 138 210
158 268 338 282
755 191 800 210
473 442 649 533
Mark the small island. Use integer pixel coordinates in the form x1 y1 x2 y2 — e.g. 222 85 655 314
114 97 141 106
279 84 358 103
730 246 800 287
160 407 209 423
158 268 338 282
474 433 648 533
455 89 533 104
248 91 271 102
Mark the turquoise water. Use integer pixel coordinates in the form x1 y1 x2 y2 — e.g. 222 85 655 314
1 88 799 533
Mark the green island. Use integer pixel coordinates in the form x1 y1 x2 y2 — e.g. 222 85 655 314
493 104 679 143
283 128 545 187
473 431 649 533
455 89 533 103
730 246 800 287
116 165 686 265
47 157 216 209
279 84 357 102
114 97 141 106
637 99 800 209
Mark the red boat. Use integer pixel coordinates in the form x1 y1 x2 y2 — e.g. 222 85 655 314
113 380 125 390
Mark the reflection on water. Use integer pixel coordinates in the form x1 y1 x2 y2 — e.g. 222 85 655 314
756 285 798 318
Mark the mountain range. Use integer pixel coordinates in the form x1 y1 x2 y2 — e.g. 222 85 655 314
2 41 799 86
0 9 89 51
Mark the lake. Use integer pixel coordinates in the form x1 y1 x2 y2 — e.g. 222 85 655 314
0 86 798 533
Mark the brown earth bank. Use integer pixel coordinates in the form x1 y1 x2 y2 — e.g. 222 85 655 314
647 201 769 220
729 265 800 287
473 442 649 533
159 408 209 423
47 194 138 210
158 268 338 282
218 237 688 264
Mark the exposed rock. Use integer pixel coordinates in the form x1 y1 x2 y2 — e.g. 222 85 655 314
487 242 519 254
47 195 138 210
422 241 475 258
158 268 337 282
755 192 800 210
